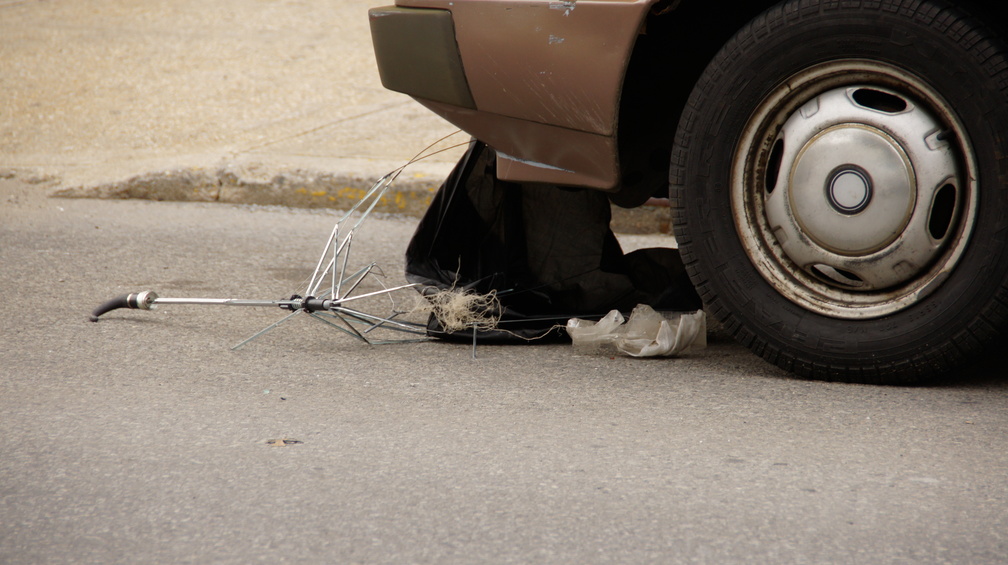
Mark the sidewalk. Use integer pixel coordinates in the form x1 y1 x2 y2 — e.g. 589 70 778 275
0 0 667 230
0 0 463 215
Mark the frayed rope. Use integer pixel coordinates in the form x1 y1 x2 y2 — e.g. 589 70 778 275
412 288 503 333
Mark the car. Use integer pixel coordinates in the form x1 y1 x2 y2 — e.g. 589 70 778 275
368 0 1008 384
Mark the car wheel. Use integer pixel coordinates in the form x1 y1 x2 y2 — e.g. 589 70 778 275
669 0 1008 383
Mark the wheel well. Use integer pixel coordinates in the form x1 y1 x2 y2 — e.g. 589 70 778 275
614 0 1008 206
614 0 776 206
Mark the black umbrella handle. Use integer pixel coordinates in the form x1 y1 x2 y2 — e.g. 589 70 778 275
89 291 158 322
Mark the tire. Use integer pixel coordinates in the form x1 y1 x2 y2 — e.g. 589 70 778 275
669 0 1008 384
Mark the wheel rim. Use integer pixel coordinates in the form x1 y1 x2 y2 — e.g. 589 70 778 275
732 60 978 319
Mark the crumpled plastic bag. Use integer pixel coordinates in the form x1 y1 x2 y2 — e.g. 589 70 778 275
566 304 706 357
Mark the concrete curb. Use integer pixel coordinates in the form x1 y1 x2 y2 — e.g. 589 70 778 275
40 165 673 234
51 165 443 218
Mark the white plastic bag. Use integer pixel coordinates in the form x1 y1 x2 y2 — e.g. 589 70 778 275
567 304 706 357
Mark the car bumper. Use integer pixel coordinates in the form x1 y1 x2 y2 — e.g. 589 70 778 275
369 2 654 190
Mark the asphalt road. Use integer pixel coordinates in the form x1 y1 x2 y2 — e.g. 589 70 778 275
2 180 1007 564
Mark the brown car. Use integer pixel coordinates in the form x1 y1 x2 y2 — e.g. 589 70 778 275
370 0 1008 384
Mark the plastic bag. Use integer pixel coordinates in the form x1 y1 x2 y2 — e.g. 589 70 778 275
567 304 706 357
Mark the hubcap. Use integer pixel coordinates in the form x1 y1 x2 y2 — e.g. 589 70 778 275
732 61 977 318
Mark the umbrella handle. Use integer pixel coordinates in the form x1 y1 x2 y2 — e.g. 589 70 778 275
89 291 158 322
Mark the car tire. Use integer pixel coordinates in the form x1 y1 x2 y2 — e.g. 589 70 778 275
669 0 1008 383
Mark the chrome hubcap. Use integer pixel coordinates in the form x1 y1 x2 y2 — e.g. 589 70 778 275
732 61 977 318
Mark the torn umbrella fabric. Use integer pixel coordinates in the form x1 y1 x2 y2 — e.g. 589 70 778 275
405 141 702 341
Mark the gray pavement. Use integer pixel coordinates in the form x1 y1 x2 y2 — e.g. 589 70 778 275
2 179 1007 564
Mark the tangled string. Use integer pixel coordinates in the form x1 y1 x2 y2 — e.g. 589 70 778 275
416 288 502 332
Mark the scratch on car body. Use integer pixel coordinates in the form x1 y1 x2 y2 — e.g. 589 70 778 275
549 1 576 16
497 151 576 173
522 72 608 133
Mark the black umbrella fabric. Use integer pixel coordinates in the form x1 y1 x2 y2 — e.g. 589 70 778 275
405 141 702 342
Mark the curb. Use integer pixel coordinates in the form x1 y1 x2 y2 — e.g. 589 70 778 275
51 166 443 218
41 165 672 235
